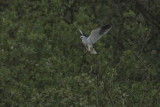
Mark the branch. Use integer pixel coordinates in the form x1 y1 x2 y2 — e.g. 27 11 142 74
133 53 148 71
148 87 160 107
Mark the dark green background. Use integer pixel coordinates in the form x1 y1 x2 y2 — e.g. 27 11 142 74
0 0 160 106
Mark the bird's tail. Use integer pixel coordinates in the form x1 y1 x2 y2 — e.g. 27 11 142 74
90 47 97 54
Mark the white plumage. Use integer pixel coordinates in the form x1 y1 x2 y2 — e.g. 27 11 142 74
79 25 112 54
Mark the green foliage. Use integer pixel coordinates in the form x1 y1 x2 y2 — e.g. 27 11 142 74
0 0 160 106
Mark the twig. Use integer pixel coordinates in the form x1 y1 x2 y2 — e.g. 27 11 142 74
96 73 99 107
133 53 148 71
148 87 160 107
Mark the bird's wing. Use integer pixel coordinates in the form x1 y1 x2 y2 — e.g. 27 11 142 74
87 25 112 44
79 29 83 35
79 29 86 36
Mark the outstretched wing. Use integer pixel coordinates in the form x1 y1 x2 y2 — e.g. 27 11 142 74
79 29 86 36
87 25 112 44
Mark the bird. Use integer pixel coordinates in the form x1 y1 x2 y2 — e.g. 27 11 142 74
79 24 112 54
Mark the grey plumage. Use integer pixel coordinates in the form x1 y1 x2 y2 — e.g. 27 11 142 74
79 24 112 54
88 25 112 44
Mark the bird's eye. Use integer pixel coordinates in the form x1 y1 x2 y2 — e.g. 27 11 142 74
80 36 83 39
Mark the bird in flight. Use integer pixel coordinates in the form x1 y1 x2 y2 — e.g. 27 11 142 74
79 24 112 54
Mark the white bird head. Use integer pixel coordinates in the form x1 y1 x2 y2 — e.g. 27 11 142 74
80 36 87 39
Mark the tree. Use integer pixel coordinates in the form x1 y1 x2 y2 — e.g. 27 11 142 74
0 0 159 106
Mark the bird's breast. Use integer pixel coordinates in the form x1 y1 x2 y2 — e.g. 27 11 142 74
82 39 91 45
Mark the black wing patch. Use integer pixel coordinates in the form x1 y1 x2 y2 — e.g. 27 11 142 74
99 25 112 35
81 31 86 36
83 32 86 36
